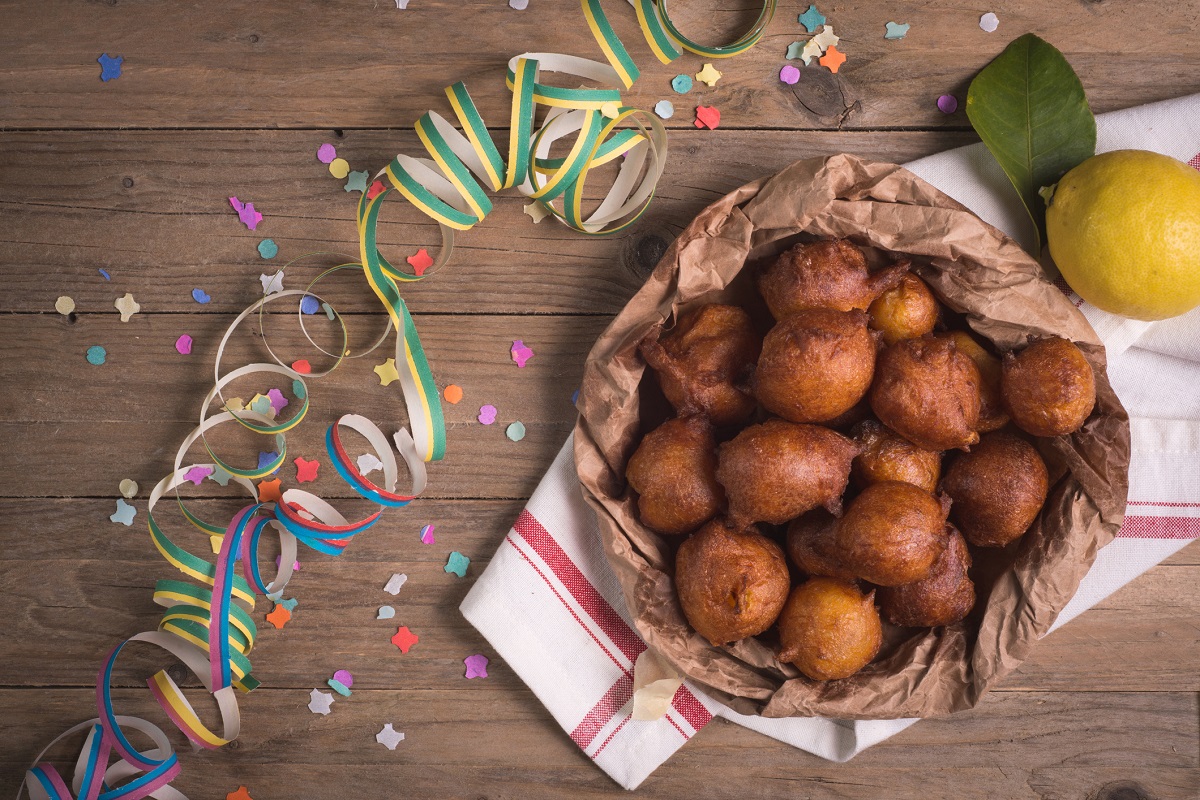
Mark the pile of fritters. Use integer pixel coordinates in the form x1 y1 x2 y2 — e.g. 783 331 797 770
627 238 1097 682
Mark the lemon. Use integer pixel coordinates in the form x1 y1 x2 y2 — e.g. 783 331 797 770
1046 149 1200 321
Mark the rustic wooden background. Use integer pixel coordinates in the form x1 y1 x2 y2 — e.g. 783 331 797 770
2 1 1198 798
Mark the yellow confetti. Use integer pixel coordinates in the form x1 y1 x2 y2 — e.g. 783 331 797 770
114 292 140 322
329 158 351 179
119 478 138 498
600 101 620 119
55 296 76 315
224 397 245 412
523 201 550 224
801 39 823 65
374 358 400 386
812 25 840 52
695 63 723 87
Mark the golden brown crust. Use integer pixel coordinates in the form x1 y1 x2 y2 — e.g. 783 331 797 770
877 527 975 627
777 577 883 681
675 519 791 646
835 480 950 586
868 272 940 346
640 304 762 427
626 416 725 536
758 238 909 317
869 335 982 451
942 330 1010 433
1001 336 1096 437
785 510 859 581
754 308 877 424
716 419 859 526
851 419 941 493
942 431 1050 548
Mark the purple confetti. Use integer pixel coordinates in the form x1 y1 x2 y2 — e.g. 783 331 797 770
420 523 436 544
333 669 354 688
779 64 801 85
98 268 111 281
229 196 263 230
510 340 534 368
316 143 337 164
182 465 213 485
477 404 498 425
464 654 490 679
266 388 289 412
937 95 958 114
175 334 193 355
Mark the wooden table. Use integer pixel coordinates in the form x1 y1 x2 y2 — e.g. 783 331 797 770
2 2 1198 798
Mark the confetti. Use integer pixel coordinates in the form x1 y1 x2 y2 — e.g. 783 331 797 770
229 197 263 230
249 394 273 416
86 346 107 366
523 200 550 223
345 170 369 193
316 143 337 163
600 101 620 119
694 106 720 130
395 0 409 7
384 573 408 595
55 296 75 315
292 379 306 399
265 604 291 629
328 158 350 179
377 605 395 619
653 100 674 119
505 421 526 442
510 339 534 367
260 271 285 295
571 388 579 405
292 359 312 374
376 723 406 751
110 499 136 526
885 21 910 40
937 94 959 114
374 358 400 386
114 292 140 322
464 654 490 679
257 451 277 470
226 787 254 800
322 302 335 320
477 404 498 425
307 689 334 715
357 452 384 475
443 384 463 404
786 41 805 60
191 288 211 304
367 180 386 199
294 456 319 483
300 295 320 314
211 466 233 486
391 626 419 653
695 63 722 87
257 479 282 503
175 334 193 355
328 670 353 696
275 555 301 573
779 64 801 85
98 268 111 280
420 524 436 544
258 239 279 259
813 25 840 52
266 388 289 412
819 45 847 73
800 39 823 65
98 53 123 82
509 0 528 9
278 598 298 613
798 4 826 33
406 248 434 276
183 465 213 485
980 12 999 33
671 74 692 94
444 551 471 578
119 479 138 498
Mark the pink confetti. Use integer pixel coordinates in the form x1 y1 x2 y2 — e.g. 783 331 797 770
266 388 289 412
228 196 263 231
510 340 534 368
316 143 337 163
333 669 354 688
175 334 193 355
464 654 490 679
937 95 958 114
274 555 301 571
406 248 434 276
477 404 498 425
420 523 436 544
779 64 801 85
183 465 213 485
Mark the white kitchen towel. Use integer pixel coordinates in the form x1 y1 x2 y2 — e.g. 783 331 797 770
461 94 1200 790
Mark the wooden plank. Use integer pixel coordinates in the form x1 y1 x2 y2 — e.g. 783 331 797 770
0 129 976 316
2 1 1199 130
0 689 1194 799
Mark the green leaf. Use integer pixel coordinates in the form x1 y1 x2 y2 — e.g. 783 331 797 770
966 33 1096 253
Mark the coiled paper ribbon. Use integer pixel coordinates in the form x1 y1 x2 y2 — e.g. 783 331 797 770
22 0 772 796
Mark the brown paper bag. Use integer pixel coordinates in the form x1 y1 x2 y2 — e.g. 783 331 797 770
573 154 1130 719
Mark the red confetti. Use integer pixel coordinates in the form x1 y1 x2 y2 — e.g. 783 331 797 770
406 248 434 276
391 626 419 653
694 106 721 130
294 456 319 483
367 180 386 199
291 359 312 374
227 787 255 800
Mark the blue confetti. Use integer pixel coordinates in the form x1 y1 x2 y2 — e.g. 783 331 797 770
98 268 111 281
249 395 273 415
279 597 298 611
191 288 211 304
86 346 107 365
344 170 369 193
110 499 136 526
444 551 471 578
327 679 352 697
98 53 123 82
571 389 579 405
257 238 279 259
292 379 306 399
653 100 674 119
798 4 826 33
671 74 692 94
300 295 320 315
210 465 233 486
884 21 910 40
257 451 278 470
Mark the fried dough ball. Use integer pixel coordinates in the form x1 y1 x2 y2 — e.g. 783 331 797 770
640 304 761 426
786 511 858 581
1001 336 1096 437
755 309 877 423
943 330 1009 433
758 238 909 318
675 519 791 646
625 416 724 536
942 431 1049 548
777 578 883 681
877 528 975 627
868 273 940 346
869 335 982 451
717 420 858 526
851 419 941 494
835 481 950 586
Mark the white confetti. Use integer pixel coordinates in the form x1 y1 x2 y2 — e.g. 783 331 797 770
384 573 408 595
653 100 674 119
979 12 999 32
357 452 383 475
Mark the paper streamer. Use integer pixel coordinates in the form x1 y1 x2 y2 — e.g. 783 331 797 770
22 0 775 795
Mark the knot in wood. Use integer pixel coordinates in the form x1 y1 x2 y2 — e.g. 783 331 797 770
1090 781 1156 800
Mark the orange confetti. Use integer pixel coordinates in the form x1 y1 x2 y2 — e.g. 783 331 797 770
819 45 846 73
257 478 283 503
227 787 255 800
443 384 463 404
407 248 434 276
265 604 291 630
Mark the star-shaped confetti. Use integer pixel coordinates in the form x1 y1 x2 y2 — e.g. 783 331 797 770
98 53 123 81
800 39 823 64
278 596 298 611
694 106 720 130
798 4 825 33
391 626 419 653
523 201 550 223
265 604 291 629
110 499 136 526
406 248 434 276
510 340 534 367
357 452 383 475
464 654 490 679
813 25 839 51
786 41 805 60
307 689 334 715
260 271 284 295
175 334 193 355
257 478 282 503
384 573 408 595
653 100 674 119
211 465 233 486
819 45 846 73
695 63 722 87
114 292 140 322
226 787 254 800
294 457 319 483
229 197 263 230
266 388 289 413
257 451 278 470
885 21 910 39
183 465 214 485
374 358 400 386
376 723 406 750
444 551 471 578
367 180 386 199
344 170 369 193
